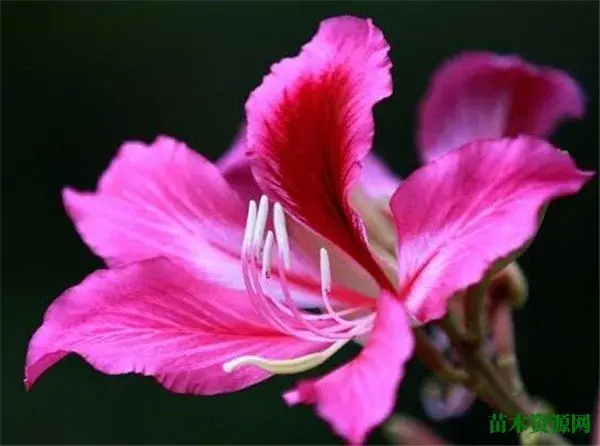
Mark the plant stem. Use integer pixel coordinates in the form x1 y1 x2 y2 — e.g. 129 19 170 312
439 317 571 445
465 279 488 347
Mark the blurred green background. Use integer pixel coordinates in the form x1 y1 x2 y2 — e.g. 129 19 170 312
2 2 598 444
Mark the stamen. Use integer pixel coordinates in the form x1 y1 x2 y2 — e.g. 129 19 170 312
276 253 374 339
252 195 269 257
223 339 348 374
275 257 350 339
239 199 377 361
245 218 325 341
273 202 291 270
241 200 257 258
261 231 274 279
249 246 343 342
317 247 357 328
242 240 300 337
319 247 331 294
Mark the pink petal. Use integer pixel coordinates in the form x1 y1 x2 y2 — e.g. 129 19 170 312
418 52 586 162
283 291 415 445
245 16 393 289
391 136 593 323
64 135 247 287
64 135 336 308
360 153 401 200
25 258 331 394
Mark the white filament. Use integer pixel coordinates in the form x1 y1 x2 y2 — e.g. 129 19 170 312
261 231 274 278
252 195 269 255
319 247 331 295
273 202 291 270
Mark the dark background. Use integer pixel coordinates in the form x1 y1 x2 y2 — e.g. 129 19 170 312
2 2 598 445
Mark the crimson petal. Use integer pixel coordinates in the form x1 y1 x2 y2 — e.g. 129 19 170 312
246 16 393 289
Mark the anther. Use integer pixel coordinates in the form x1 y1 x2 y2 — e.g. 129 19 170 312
273 203 291 270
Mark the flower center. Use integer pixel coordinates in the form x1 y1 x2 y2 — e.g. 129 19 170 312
241 195 375 343
222 195 376 375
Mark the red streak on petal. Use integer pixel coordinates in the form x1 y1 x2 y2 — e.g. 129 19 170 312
252 68 393 291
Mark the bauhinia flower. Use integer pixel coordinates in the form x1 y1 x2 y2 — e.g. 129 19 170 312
220 49 587 329
25 16 592 445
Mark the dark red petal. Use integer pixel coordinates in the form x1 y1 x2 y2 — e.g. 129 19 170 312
246 16 393 289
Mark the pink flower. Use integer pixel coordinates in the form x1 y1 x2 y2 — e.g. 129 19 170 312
221 49 586 290
25 16 592 445
417 51 585 163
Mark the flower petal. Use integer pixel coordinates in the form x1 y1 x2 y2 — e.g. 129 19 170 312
391 136 593 323
64 135 247 285
25 258 332 394
64 135 335 308
283 291 415 445
360 153 401 200
418 52 586 162
246 16 393 289
218 129 402 204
